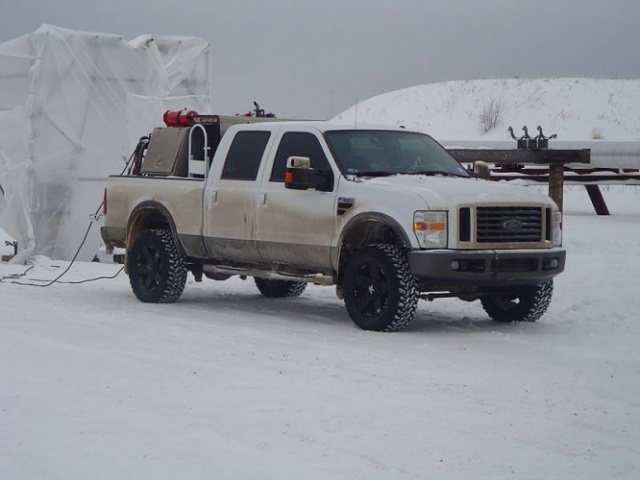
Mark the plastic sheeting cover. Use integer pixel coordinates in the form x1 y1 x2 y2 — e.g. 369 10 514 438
0 24 212 262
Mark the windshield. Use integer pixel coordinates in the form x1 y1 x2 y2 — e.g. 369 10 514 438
324 129 469 178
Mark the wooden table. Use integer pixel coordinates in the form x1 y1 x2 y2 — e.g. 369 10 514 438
447 148 591 213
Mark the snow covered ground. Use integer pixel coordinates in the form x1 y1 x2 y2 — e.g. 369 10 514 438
1 186 639 479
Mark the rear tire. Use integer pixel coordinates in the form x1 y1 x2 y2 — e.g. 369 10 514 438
128 229 187 303
254 278 307 298
343 244 418 332
481 281 553 323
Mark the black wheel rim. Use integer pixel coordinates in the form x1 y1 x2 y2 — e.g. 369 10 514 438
135 244 163 292
352 259 390 318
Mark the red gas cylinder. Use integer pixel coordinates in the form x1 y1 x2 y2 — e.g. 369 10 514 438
163 109 198 127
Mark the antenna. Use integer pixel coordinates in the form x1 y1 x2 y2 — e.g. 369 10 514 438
329 90 334 119
354 98 358 129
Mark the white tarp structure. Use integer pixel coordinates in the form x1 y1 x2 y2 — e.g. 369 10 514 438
0 24 212 263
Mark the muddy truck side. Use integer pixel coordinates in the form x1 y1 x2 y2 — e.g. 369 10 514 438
101 114 566 331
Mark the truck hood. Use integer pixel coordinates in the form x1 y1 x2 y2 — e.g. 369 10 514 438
362 175 556 209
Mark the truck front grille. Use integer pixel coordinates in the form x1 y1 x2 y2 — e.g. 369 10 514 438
463 206 543 244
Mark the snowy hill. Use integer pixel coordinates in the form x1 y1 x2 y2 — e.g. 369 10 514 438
334 78 640 142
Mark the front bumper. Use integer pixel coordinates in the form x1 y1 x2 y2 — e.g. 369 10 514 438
408 247 566 286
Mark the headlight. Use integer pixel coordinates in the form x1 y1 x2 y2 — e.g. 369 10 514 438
552 210 562 246
413 211 447 248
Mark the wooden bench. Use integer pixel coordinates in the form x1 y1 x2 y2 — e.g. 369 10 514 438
485 166 640 215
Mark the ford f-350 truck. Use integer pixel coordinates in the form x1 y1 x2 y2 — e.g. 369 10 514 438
101 113 565 332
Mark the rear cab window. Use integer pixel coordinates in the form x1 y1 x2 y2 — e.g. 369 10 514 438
221 131 272 181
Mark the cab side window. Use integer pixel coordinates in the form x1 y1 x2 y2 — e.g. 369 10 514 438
270 132 333 185
221 131 271 181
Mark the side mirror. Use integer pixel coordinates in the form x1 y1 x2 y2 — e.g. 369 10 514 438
472 161 491 179
285 156 314 190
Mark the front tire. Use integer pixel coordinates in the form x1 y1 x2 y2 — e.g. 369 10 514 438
481 281 553 323
128 229 187 303
254 278 307 298
343 244 418 332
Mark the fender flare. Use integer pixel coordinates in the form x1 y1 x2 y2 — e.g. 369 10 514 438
126 200 184 254
335 212 413 276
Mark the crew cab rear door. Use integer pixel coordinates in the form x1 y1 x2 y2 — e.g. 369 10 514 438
256 128 338 272
202 128 274 263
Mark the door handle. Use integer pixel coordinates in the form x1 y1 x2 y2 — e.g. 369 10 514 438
259 193 267 205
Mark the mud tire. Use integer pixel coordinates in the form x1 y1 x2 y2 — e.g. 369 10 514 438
481 281 553 323
343 244 418 332
128 229 187 303
254 278 307 298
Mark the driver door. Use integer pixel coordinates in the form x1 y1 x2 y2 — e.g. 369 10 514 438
256 130 338 272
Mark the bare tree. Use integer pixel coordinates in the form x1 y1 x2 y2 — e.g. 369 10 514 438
478 97 503 133
591 126 604 139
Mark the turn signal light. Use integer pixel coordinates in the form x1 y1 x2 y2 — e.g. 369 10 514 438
413 221 446 231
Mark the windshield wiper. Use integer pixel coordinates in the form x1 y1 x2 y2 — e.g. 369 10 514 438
350 171 395 177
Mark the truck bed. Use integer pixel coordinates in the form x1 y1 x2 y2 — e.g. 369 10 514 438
102 175 205 253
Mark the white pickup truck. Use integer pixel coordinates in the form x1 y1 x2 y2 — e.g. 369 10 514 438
101 113 565 332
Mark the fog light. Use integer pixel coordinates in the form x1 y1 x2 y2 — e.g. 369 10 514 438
543 257 559 270
451 260 460 271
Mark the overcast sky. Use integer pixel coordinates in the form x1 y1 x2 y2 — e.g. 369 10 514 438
2 0 639 119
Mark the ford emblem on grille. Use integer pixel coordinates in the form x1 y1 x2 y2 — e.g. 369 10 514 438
502 219 523 231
